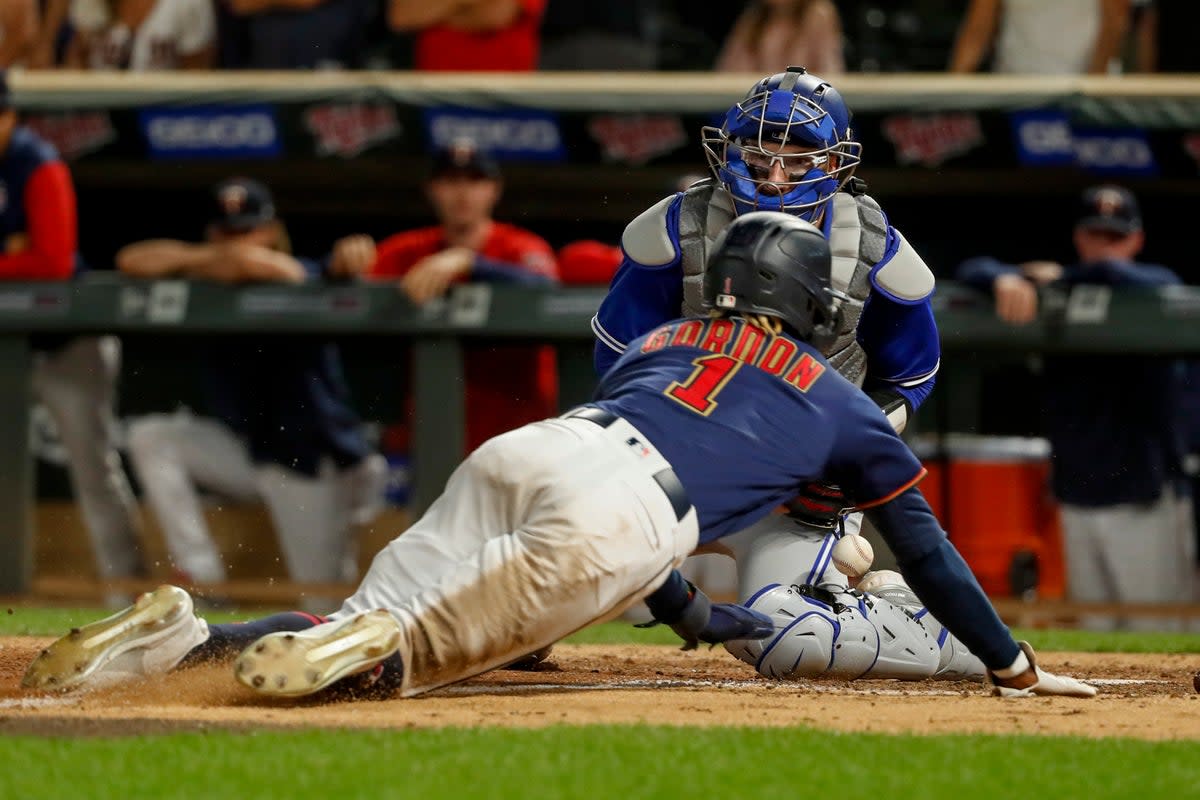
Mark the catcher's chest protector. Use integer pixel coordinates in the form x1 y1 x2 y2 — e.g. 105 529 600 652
677 182 882 387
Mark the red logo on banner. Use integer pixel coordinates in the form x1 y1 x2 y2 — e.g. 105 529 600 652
588 114 688 165
882 113 984 167
1182 133 1200 168
23 112 116 160
304 103 401 158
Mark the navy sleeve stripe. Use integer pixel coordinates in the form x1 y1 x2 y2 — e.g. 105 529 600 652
591 315 627 354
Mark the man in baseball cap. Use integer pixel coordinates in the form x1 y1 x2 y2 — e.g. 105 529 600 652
1077 184 1142 236
428 138 501 181
210 177 277 233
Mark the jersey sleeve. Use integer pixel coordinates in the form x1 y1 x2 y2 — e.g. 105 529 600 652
591 195 686 374
0 162 78 281
827 390 927 509
369 234 419 279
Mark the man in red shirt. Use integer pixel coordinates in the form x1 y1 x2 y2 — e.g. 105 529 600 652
387 0 544 71
0 71 147 597
332 139 559 452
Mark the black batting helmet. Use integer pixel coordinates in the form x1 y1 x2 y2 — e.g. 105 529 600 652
703 211 841 351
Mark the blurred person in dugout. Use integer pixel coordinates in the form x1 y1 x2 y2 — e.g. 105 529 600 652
956 185 1197 630
0 71 149 597
386 0 544 71
950 0 1130 74
328 139 559 455
116 177 387 609
715 0 844 76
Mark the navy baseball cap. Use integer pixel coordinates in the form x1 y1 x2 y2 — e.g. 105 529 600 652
429 139 500 180
1077 185 1141 235
210 177 276 232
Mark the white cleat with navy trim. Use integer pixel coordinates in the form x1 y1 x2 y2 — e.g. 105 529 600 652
234 610 402 698
22 584 209 691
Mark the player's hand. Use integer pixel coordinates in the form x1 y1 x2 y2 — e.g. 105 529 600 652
400 247 474 305
987 641 1098 698
992 273 1038 325
784 481 846 528
328 235 376 279
1019 260 1063 286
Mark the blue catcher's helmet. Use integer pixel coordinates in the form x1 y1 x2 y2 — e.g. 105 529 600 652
702 66 862 220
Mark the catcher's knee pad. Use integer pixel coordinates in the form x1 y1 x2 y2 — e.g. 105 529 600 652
725 584 885 680
726 583 941 681
857 570 985 681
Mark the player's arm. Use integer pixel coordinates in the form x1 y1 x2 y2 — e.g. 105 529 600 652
855 227 939 430
0 162 77 281
592 194 686 374
831 396 1096 697
116 240 306 284
386 0 463 31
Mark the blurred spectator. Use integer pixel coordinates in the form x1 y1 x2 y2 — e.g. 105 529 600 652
330 139 559 452
0 0 37 65
716 0 844 75
956 185 1196 629
539 0 659 71
117 177 386 606
67 0 216 69
949 0 1129 75
0 71 148 596
1131 0 1200 73
217 0 371 69
27 0 69 67
387 0 544 71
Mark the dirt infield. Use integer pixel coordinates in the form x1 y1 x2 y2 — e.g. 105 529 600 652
1 637 1198 740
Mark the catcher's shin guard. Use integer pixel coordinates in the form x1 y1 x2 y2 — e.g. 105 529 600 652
22 585 209 691
234 609 402 697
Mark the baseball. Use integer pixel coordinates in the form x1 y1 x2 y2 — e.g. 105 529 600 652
831 534 874 578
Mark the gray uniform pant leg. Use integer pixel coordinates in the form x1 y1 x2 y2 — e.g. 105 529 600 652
1061 486 1198 631
32 336 145 579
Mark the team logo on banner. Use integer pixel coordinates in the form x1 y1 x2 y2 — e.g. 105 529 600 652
881 113 984 167
23 112 117 160
139 106 281 160
423 108 565 162
304 102 401 158
587 114 688 165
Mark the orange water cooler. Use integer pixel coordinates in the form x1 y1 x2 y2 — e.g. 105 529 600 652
916 436 1065 599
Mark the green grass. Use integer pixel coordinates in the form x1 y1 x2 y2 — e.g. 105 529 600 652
0 726 1197 800
4 606 1199 652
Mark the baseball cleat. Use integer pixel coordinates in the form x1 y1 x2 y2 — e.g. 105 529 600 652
22 584 209 692
234 609 401 698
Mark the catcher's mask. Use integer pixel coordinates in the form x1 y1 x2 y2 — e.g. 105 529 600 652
703 211 845 353
702 66 861 221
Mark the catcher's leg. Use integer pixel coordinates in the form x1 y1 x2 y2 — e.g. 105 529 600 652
721 513 860 601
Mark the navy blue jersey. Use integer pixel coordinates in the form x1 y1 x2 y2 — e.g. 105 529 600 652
200 255 372 475
594 317 926 543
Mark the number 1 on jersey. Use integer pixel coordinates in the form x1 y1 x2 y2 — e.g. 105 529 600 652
665 354 742 416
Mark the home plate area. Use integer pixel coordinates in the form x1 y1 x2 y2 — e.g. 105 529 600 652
1 640 1197 740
